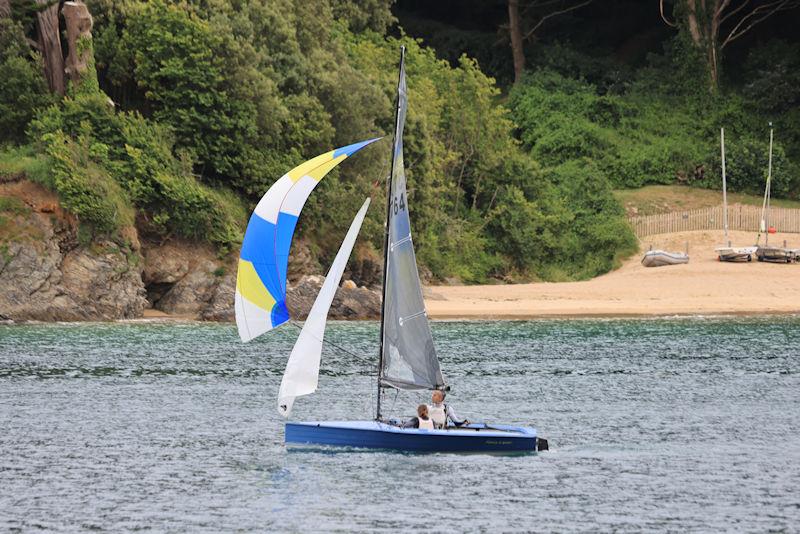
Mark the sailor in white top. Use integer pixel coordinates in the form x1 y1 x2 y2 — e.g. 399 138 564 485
402 404 435 429
428 390 469 429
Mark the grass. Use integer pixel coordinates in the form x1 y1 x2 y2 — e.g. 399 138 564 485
0 144 52 186
0 195 29 215
614 185 800 216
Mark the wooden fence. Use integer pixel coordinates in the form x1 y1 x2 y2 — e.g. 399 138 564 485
628 204 800 237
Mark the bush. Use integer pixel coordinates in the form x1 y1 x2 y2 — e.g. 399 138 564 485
43 130 134 235
0 19 54 144
0 145 52 185
30 93 246 251
700 134 794 197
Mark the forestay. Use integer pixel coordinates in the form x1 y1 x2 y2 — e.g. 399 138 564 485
379 49 446 391
235 138 379 342
277 198 371 417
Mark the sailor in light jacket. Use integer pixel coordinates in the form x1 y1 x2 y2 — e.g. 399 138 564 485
428 390 469 429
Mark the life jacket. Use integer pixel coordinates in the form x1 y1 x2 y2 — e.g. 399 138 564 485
428 403 447 429
417 415 434 430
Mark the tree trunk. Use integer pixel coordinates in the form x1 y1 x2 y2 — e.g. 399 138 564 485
684 0 703 45
683 0 720 93
36 0 65 95
0 0 11 18
508 0 525 84
62 1 96 92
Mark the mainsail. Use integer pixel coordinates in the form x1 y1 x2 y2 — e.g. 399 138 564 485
278 198 371 418
378 47 446 392
235 139 379 342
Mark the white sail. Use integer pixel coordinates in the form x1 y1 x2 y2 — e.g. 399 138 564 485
277 198 371 417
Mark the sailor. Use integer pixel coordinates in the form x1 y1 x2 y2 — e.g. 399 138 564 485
428 390 469 429
401 404 434 429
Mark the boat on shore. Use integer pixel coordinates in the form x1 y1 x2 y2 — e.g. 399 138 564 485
716 246 756 262
756 246 797 263
235 47 545 454
715 127 757 262
755 124 796 263
641 250 689 267
641 247 689 267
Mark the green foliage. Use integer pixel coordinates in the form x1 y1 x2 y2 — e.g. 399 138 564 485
4 0 800 287
114 1 261 184
0 195 30 215
330 0 396 33
0 145 52 185
340 33 552 281
43 130 134 235
30 92 246 251
700 134 794 197
543 161 638 279
486 162 637 281
0 19 54 144
508 54 800 201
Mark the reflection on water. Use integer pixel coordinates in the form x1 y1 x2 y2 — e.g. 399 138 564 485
1 318 799 531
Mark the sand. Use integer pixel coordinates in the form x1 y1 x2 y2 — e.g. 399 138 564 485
424 230 800 318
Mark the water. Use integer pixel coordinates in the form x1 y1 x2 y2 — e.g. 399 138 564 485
1 318 799 532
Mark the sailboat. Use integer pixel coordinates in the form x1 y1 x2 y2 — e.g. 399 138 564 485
755 124 796 263
236 47 543 453
714 127 757 262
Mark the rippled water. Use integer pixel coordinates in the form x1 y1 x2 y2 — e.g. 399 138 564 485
1 318 799 532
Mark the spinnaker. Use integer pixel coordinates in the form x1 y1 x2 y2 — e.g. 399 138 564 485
235 139 379 342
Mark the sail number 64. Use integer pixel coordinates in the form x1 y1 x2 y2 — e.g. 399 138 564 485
393 193 406 214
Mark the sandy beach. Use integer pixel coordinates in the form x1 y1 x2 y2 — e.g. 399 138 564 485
424 230 800 318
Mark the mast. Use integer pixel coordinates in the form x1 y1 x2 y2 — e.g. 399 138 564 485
756 123 774 247
765 124 774 247
721 127 729 246
376 46 405 421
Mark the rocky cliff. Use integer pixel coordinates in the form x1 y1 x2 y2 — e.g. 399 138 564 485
0 179 382 322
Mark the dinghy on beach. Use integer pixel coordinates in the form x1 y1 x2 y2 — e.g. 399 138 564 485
641 247 688 267
235 47 544 453
755 124 796 263
715 127 757 262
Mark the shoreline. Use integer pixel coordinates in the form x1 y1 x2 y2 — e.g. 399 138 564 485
2 310 798 326
3 229 799 324
425 229 800 320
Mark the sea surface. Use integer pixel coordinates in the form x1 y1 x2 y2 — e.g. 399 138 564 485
1 318 799 532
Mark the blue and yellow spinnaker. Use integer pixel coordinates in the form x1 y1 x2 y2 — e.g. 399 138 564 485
235 138 380 342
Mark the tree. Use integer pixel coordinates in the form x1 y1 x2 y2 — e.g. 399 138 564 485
661 0 800 92
35 0 65 95
506 0 593 84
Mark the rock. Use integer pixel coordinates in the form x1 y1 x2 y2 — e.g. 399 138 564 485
141 239 237 320
341 279 357 290
200 269 235 321
287 275 381 320
346 245 382 288
285 275 325 318
287 239 321 284
331 285 382 319
0 211 147 321
142 242 190 285
156 259 219 315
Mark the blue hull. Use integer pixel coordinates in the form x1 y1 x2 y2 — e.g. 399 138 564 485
285 421 538 453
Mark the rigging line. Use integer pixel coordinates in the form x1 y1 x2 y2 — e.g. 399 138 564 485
388 389 399 417
286 320 377 370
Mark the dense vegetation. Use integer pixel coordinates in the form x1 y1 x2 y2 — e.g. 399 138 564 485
1 0 798 282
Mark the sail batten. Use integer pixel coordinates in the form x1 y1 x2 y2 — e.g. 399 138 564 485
378 47 445 393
